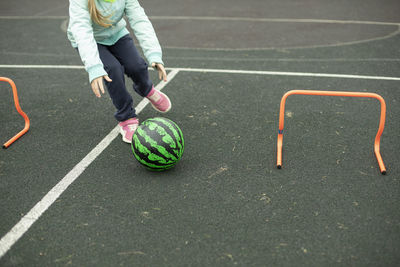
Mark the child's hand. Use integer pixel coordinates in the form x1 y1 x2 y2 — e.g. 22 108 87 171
152 63 167 82
91 75 112 98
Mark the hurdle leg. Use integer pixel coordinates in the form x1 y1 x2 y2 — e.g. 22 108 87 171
1 77 30 149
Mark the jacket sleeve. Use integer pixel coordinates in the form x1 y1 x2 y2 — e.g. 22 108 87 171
125 0 163 65
69 0 107 82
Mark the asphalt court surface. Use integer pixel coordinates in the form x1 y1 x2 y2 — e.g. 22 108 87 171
1 0 400 266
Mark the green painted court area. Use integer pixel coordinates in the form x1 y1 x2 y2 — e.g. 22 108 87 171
1 0 400 266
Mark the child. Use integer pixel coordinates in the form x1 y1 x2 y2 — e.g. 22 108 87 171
67 0 171 143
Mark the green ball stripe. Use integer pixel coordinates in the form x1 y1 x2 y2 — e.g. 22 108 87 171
140 124 179 160
131 134 172 167
135 127 178 163
150 117 184 156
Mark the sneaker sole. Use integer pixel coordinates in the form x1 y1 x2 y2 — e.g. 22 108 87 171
119 127 132 143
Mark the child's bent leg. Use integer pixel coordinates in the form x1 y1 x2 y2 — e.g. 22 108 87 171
109 35 153 97
97 44 136 121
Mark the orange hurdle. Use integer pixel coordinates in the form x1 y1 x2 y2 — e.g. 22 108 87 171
1 77 30 149
276 90 387 175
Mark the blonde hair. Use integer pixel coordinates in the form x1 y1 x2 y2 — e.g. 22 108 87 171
88 0 112 27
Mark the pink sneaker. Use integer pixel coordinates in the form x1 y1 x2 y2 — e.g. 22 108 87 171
146 87 171 113
118 118 139 143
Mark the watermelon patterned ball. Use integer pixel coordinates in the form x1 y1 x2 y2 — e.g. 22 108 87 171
131 117 184 171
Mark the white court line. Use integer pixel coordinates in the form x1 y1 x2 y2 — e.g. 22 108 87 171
1 64 398 81
2 15 399 51
149 16 400 26
0 16 68 19
0 15 399 26
172 67 400 81
0 69 180 259
0 65 85 69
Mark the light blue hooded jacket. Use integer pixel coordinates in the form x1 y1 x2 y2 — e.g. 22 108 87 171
67 0 163 82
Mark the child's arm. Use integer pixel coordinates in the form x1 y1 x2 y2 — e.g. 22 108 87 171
69 0 108 84
125 0 164 68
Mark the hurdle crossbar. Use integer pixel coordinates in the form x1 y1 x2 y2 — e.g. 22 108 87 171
276 90 387 175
